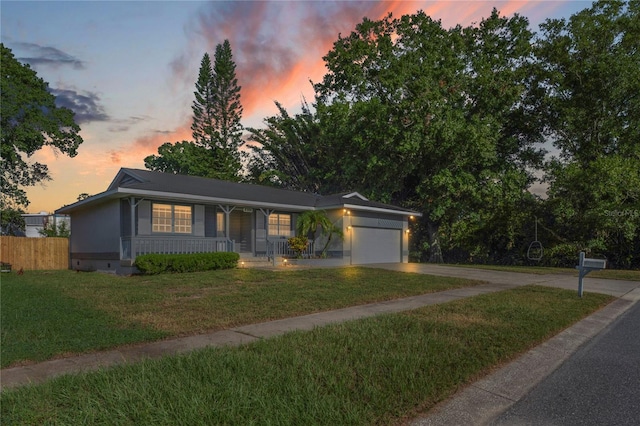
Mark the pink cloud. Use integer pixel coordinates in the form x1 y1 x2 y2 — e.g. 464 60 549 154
155 0 564 145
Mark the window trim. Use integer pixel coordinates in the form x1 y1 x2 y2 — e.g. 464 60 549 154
268 213 292 237
151 203 193 234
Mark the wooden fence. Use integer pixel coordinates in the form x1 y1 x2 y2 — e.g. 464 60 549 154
0 236 69 271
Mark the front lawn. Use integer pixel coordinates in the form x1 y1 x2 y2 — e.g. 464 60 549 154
1 286 613 425
1 267 482 368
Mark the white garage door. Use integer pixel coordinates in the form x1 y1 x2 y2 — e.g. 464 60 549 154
351 227 402 264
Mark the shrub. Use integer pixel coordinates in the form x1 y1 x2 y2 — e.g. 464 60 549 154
541 243 582 268
287 236 309 258
135 252 239 275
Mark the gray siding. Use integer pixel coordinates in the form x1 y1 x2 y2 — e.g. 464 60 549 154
69 199 121 254
120 200 131 237
138 200 151 235
204 205 217 237
194 205 205 237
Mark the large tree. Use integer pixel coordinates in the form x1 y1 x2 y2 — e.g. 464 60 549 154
144 141 221 178
536 0 640 268
149 41 245 181
252 10 543 262
247 99 321 192
1 44 83 208
191 53 216 149
190 41 244 181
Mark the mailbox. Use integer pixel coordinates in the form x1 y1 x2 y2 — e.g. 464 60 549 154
576 252 606 297
580 256 607 270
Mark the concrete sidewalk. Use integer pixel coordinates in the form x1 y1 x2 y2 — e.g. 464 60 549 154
2 263 639 424
0 281 511 391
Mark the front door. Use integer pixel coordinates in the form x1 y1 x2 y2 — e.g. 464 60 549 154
229 210 253 253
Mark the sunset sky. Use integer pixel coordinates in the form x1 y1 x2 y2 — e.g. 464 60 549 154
2 0 591 213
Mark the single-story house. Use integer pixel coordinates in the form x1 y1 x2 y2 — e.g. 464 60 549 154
56 168 420 274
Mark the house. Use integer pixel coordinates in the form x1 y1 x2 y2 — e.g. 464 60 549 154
22 212 71 237
56 168 420 274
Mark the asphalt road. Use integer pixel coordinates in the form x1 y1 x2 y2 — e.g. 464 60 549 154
491 301 640 426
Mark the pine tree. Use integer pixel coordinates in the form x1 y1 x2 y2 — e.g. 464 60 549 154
191 53 216 149
190 41 244 181
211 40 244 180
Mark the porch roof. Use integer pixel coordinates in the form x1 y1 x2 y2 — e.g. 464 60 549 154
56 168 421 217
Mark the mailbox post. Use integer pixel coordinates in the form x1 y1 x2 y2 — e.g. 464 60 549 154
575 252 606 297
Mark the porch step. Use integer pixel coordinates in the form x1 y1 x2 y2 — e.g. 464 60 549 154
237 255 287 268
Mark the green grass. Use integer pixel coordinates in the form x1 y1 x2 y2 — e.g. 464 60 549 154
0 273 166 368
1 267 481 368
444 264 640 281
1 286 613 425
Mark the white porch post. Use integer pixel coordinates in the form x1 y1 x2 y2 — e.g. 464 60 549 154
218 205 236 250
126 197 145 261
129 197 136 261
259 208 274 264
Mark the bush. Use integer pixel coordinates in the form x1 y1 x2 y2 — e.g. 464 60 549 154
135 252 239 275
287 236 309 258
541 243 582 268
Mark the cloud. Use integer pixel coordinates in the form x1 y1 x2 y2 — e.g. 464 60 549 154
13 41 85 69
156 1 562 154
173 1 389 119
106 122 194 167
49 88 110 124
107 115 152 133
174 1 536 122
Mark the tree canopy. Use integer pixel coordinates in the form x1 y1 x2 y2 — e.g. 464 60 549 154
191 40 244 181
147 40 244 181
144 141 221 178
247 2 639 268
537 0 640 268
1 44 83 209
250 9 543 263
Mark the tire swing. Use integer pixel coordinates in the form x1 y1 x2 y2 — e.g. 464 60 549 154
527 217 543 262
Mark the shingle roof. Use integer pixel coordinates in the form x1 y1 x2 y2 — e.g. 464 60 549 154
57 168 420 216
113 168 320 208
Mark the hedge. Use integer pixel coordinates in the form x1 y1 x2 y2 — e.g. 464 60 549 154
134 252 240 275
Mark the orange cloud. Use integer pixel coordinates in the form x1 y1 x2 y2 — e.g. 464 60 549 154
161 1 560 135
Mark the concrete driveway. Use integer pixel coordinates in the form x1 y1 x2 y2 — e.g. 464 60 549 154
371 263 640 300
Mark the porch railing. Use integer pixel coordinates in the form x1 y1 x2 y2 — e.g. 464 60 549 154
266 239 315 264
121 237 234 261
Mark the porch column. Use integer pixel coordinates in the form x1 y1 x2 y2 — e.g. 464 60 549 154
127 197 144 261
129 197 136 261
218 205 236 242
259 208 274 264
259 208 274 240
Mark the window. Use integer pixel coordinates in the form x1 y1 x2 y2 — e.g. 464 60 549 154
216 212 226 237
152 203 192 234
268 213 291 237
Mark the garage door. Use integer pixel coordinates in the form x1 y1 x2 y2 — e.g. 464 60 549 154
351 227 401 264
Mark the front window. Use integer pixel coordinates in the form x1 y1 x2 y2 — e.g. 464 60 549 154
152 203 192 234
216 212 226 237
268 213 291 237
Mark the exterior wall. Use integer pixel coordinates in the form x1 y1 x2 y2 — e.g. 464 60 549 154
135 200 207 238
69 193 413 274
309 209 409 263
69 199 121 273
341 209 409 264
312 209 346 259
